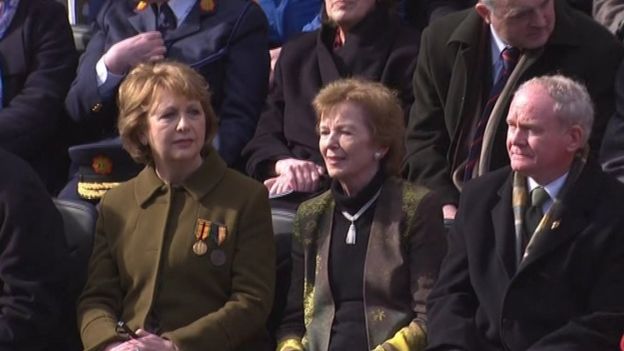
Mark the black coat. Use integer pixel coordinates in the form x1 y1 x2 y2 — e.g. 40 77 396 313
243 9 420 181
426 162 624 351
0 0 78 192
0 149 70 350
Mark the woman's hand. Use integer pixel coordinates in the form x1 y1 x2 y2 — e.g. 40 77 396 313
271 158 324 194
132 329 179 351
103 330 178 351
102 341 139 351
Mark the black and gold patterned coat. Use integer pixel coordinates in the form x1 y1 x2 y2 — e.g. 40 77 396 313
277 177 447 351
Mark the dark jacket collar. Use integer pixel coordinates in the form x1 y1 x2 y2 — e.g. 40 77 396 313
448 1 580 49
134 147 226 206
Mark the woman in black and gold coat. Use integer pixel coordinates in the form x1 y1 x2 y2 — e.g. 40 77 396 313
276 79 446 351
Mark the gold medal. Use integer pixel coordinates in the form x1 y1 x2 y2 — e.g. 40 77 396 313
193 240 208 256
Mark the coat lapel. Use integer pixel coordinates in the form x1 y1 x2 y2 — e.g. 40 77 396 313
128 2 153 34
517 165 598 272
311 199 336 351
316 29 341 85
446 12 487 167
165 2 201 43
491 174 517 279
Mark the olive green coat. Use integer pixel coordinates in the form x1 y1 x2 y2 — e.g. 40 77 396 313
78 150 276 351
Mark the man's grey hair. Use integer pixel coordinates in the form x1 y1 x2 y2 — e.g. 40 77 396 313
515 74 594 144
481 0 496 9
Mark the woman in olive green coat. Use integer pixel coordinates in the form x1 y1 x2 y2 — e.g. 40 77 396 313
77 61 275 351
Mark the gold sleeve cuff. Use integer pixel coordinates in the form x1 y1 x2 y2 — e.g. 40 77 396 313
375 322 427 351
276 337 304 351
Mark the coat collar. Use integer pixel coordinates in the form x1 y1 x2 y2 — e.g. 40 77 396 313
133 147 226 206
315 9 399 84
448 0 580 50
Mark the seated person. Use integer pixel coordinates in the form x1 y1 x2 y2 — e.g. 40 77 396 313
77 61 275 351
0 148 70 350
427 75 624 351
242 0 420 207
276 79 446 351
0 0 77 193
63 0 269 201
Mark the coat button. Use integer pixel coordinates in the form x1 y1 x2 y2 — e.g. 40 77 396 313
91 103 103 113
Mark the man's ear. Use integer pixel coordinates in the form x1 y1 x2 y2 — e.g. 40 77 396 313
566 124 584 152
475 2 493 24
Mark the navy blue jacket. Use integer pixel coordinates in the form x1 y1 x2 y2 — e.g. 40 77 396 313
65 0 270 167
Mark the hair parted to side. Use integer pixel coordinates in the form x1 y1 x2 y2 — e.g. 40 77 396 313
117 60 218 165
313 78 405 176
515 74 594 144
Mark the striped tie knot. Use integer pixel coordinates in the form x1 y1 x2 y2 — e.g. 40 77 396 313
501 47 520 76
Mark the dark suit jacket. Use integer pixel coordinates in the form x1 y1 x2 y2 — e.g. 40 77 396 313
0 149 70 350
278 177 446 350
243 9 420 181
65 0 270 166
0 0 77 193
426 162 624 351
405 2 624 206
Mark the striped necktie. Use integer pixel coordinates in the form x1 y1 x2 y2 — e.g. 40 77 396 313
463 46 520 182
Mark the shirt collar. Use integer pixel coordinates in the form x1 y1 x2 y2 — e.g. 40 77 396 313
161 0 195 28
488 25 509 83
527 172 568 211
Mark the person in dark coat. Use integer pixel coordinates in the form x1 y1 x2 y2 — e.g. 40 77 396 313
0 0 78 193
242 0 420 208
64 0 269 170
0 148 70 350
426 75 624 351
404 0 624 221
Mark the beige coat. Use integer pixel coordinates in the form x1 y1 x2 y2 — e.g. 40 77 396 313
78 149 275 351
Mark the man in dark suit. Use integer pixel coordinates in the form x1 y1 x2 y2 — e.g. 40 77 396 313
0 148 70 350
64 0 269 172
404 0 623 221
426 75 624 351
0 0 77 193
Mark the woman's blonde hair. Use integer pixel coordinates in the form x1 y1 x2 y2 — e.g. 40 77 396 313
313 78 405 176
117 60 218 165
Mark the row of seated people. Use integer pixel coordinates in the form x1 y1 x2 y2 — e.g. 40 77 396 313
7 0 624 205
2 1 624 350
2 61 623 350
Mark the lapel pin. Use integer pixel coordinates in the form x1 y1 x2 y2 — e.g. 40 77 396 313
135 0 148 12
551 220 560 230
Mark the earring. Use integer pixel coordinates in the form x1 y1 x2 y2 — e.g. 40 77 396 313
374 152 382 160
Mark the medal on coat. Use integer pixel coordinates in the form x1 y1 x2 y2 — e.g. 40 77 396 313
193 219 211 256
